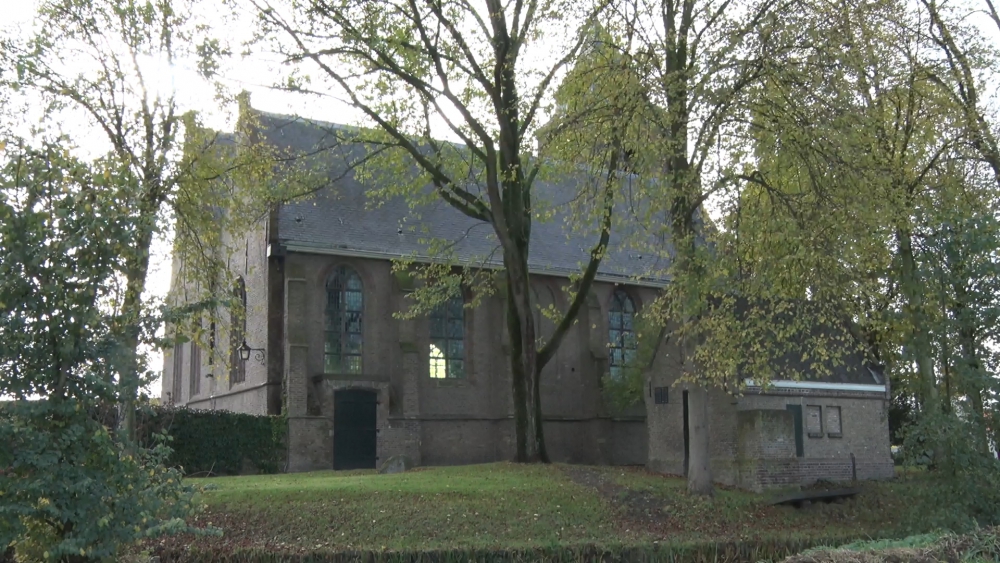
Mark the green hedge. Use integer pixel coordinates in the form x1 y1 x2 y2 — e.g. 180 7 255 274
137 406 286 476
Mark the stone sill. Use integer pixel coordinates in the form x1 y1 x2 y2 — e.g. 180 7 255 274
313 372 389 382
424 378 471 388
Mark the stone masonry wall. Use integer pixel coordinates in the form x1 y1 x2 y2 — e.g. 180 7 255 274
162 213 272 415
644 343 743 484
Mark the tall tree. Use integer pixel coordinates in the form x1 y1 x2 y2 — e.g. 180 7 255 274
920 0 1000 187
5 0 189 442
244 0 635 461
1 0 243 442
737 0 1000 467
0 137 205 563
599 0 793 495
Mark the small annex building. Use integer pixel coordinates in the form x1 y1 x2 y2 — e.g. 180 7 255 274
161 102 894 489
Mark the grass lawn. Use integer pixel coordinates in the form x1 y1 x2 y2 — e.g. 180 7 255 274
149 463 945 559
785 528 1000 563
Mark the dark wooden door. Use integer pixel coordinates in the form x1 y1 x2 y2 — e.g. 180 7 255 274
786 404 804 457
333 390 377 470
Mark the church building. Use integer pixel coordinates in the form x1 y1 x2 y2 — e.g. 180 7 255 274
161 103 894 490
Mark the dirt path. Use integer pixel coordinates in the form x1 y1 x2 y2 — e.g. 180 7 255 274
559 465 675 536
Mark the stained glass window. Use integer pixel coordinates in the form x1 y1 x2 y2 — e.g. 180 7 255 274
429 294 465 378
608 289 637 380
326 266 364 374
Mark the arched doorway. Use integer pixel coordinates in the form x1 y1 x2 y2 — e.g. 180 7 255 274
333 389 377 470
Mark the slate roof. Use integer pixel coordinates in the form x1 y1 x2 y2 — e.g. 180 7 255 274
241 110 882 388
256 111 672 284
754 343 885 387
725 298 885 387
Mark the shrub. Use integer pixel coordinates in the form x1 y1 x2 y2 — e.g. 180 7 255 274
0 401 208 562
898 413 1000 532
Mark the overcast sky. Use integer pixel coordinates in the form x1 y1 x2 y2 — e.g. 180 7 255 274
3 1 381 397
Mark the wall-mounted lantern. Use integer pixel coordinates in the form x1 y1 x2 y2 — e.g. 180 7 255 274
238 339 266 365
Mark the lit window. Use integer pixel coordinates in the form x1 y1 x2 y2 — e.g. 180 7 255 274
325 266 364 374
429 294 465 378
608 289 637 380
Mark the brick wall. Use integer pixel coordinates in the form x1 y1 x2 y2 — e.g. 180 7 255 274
732 395 894 490
281 252 650 471
287 417 331 472
738 393 892 474
737 410 796 460
646 347 894 489
645 346 744 483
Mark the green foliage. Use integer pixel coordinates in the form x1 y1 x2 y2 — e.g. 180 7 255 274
796 528 1000 563
899 413 1000 532
729 0 1000 498
136 407 286 476
0 401 207 562
0 140 210 561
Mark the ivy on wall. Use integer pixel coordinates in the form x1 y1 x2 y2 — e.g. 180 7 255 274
136 407 287 475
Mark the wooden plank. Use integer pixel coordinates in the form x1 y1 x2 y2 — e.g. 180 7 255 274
769 488 861 507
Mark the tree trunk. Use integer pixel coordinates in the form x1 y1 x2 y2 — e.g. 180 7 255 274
116 218 155 448
957 324 990 454
686 385 714 495
896 227 938 413
533 363 549 463
505 264 544 463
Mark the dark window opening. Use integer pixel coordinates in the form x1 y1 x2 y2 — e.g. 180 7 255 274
189 342 201 397
654 386 669 405
230 277 247 386
172 343 183 404
786 404 805 456
208 321 215 366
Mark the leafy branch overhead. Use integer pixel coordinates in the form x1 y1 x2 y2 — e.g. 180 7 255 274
247 0 640 462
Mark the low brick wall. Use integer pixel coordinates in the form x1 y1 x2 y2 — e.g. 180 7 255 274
738 457 895 491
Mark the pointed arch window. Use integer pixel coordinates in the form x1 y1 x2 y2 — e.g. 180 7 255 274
326 266 363 374
429 294 465 379
608 289 637 380
230 277 247 386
